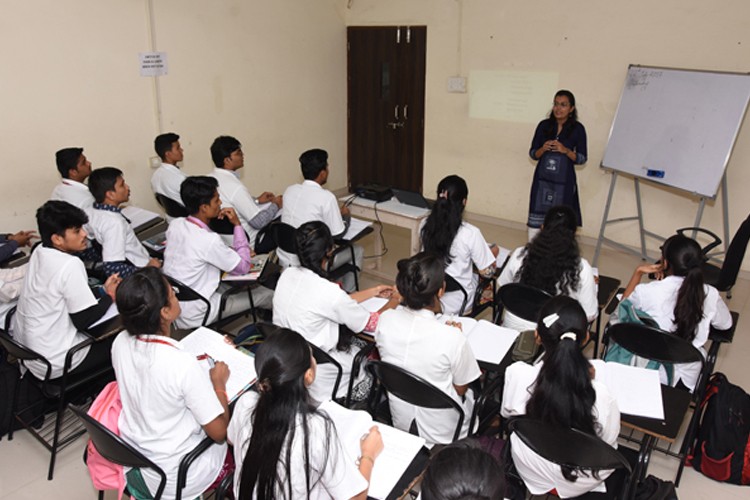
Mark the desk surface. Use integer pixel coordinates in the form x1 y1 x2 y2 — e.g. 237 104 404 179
343 196 431 219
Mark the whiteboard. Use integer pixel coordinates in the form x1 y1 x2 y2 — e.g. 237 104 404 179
601 65 750 198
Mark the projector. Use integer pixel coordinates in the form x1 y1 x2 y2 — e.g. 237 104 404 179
354 183 393 202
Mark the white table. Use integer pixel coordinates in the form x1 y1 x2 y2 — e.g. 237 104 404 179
340 197 430 279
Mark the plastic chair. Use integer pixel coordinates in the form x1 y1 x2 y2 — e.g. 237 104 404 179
676 214 750 298
164 274 212 327
0 329 114 480
71 404 167 500
493 283 552 325
155 193 189 219
508 418 633 500
366 360 465 442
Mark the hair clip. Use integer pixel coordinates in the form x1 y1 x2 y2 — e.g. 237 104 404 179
257 378 272 394
560 332 577 341
438 190 448 199
542 313 559 328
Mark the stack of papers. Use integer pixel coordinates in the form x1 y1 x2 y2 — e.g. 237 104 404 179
179 327 257 402
342 217 373 241
590 359 664 419
439 316 519 365
320 401 426 499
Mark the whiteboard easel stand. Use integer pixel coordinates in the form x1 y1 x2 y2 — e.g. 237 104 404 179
591 171 730 267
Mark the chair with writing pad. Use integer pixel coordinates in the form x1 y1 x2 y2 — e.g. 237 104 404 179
155 193 189 219
164 274 212 328
494 283 552 328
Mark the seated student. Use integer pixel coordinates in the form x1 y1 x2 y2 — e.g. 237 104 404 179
0 263 28 331
498 204 597 329
112 268 231 500
209 135 282 253
281 148 362 291
622 234 732 391
13 201 120 381
50 147 95 211
501 296 620 498
420 175 498 315
163 176 273 329
87 167 161 278
228 329 383 500
375 252 481 445
273 221 399 403
151 132 187 216
420 441 505 500
0 229 36 264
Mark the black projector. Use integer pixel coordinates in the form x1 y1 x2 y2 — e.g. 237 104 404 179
354 183 393 202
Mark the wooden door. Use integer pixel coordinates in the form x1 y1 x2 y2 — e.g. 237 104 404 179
347 26 426 193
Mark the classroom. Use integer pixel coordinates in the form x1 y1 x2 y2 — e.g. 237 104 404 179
2 0 750 498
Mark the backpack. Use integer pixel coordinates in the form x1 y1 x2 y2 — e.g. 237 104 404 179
688 372 750 485
85 381 126 498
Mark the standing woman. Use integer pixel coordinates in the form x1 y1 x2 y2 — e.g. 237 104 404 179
527 90 587 241
420 175 499 315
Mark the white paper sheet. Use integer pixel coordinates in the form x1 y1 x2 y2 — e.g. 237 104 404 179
89 302 119 328
438 316 518 365
342 217 373 241
359 296 389 313
590 359 664 420
179 327 257 402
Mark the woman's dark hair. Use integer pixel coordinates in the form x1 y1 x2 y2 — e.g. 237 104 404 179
239 329 332 499
396 252 445 310
662 234 706 341
421 175 468 265
116 267 171 337
544 89 579 140
36 200 89 247
517 205 581 296
421 440 505 500
526 296 598 482
296 221 334 279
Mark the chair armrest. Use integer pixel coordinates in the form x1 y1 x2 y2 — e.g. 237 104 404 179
62 334 97 375
345 342 377 408
334 225 374 245
176 436 216 500
469 374 504 435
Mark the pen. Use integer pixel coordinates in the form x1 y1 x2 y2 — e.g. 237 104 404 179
196 353 216 368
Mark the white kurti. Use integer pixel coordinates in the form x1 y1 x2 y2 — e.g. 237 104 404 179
375 306 481 444
628 275 732 390
112 332 226 500
501 360 621 498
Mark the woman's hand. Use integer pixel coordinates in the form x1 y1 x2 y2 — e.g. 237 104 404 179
360 426 384 460
209 361 230 389
549 140 570 155
103 273 121 300
637 262 664 280
374 285 396 298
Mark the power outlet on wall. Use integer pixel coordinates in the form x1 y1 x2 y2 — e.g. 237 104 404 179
447 76 467 93
149 156 161 169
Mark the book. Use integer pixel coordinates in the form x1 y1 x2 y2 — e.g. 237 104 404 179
222 254 268 282
590 359 664 419
438 316 520 365
178 327 257 402
319 400 426 500
142 231 167 252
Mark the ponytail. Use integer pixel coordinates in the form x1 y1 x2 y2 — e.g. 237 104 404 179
295 221 334 279
421 175 467 264
663 235 706 341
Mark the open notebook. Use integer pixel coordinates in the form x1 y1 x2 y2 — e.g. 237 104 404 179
438 316 520 365
179 327 257 402
319 401 426 500
222 254 269 282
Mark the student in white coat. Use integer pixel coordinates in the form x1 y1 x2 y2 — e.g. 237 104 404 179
375 252 482 445
273 220 399 404
498 205 597 330
228 329 383 499
420 175 498 315
50 147 95 211
151 132 187 217
622 234 732 391
112 268 232 500
501 296 621 498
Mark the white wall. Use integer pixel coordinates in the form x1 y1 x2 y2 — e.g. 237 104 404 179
346 0 750 262
0 0 347 230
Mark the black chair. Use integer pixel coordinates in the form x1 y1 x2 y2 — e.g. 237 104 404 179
164 274 212 327
469 268 501 319
307 341 343 401
208 216 250 241
604 323 705 486
366 360 465 443
494 283 552 326
344 342 377 409
508 418 633 500
0 329 114 480
444 274 469 316
677 214 750 298
70 404 167 500
155 193 189 219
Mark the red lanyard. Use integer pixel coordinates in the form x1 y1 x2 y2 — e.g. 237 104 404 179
136 336 176 348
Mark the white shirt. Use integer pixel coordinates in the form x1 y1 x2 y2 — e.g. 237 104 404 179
375 307 482 444
501 361 621 498
112 332 226 500
50 179 95 212
498 246 598 321
0 263 27 331
279 180 346 266
228 392 368 499
151 163 187 207
439 222 496 315
628 275 732 390
210 167 267 245
87 207 151 267
13 247 97 379
273 266 370 401
163 218 241 328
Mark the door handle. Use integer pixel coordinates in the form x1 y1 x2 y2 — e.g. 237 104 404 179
387 122 404 130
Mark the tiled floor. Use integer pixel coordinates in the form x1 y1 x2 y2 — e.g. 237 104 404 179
1 217 748 498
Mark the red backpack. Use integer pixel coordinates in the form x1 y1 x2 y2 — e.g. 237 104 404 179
85 381 126 498
688 373 750 485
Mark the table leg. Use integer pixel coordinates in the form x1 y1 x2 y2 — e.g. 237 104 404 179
409 221 421 256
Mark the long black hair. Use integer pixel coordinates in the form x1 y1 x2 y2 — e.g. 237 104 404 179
116 268 171 337
542 89 579 140
396 252 445 310
517 205 581 295
421 440 505 500
239 329 333 499
295 221 334 279
421 175 468 265
662 234 706 341
526 296 598 482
